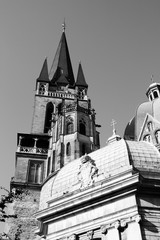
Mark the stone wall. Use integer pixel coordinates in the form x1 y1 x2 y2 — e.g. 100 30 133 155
5 189 41 240
138 194 160 239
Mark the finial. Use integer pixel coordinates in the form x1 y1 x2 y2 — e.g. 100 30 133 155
62 19 66 32
111 119 117 135
151 74 154 83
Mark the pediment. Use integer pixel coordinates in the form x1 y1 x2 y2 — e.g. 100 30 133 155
138 113 160 144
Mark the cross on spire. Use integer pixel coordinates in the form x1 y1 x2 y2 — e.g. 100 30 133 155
111 119 117 135
62 19 66 32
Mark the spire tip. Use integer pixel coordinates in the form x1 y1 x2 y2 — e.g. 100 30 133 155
62 19 66 32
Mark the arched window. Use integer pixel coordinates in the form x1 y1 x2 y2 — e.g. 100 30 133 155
28 161 43 184
58 103 62 115
66 142 71 156
66 122 74 134
143 134 152 143
155 130 160 144
44 102 54 133
79 119 86 135
153 91 158 99
80 123 86 135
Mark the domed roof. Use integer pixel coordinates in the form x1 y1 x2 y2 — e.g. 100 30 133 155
124 100 153 140
45 139 160 201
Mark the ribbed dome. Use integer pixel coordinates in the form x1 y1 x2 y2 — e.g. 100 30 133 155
40 139 160 209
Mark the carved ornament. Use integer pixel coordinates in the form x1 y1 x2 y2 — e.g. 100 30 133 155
78 154 98 189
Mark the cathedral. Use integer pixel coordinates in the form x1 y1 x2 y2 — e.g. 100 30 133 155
5 26 160 240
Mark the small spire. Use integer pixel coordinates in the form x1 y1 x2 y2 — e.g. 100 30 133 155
76 62 88 88
37 58 49 81
107 119 121 145
62 19 66 32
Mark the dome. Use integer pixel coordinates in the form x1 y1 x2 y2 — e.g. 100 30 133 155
124 101 153 140
40 139 160 209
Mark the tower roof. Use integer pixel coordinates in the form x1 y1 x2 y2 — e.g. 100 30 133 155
49 32 75 86
76 62 88 88
37 58 49 81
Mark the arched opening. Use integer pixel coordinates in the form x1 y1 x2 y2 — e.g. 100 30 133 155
80 123 86 135
143 134 152 143
44 102 54 133
58 103 62 115
153 91 158 99
155 130 160 144
66 142 71 156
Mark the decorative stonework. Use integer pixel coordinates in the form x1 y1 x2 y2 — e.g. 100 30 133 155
132 214 141 223
100 224 108 235
100 214 141 233
66 115 73 123
86 230 94 240
77 154 98 189
68 234 77 240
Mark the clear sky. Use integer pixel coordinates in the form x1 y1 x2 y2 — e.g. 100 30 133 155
1 0 160 189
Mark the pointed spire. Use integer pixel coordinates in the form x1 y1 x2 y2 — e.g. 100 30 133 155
76 62 88 88
49 30 75 86
37 58 49 81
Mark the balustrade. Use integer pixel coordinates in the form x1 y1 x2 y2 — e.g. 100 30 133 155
38 90 86 100
17 146 48 154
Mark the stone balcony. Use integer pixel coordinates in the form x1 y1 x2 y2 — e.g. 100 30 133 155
16 133 50 155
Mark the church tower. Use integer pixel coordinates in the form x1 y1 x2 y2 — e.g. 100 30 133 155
7 26 100 239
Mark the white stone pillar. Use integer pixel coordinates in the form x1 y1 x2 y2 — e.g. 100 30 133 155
33 138 38 153
107 221 120 240
17 136 23 151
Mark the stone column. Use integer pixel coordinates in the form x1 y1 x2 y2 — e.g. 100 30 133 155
107 221 120 240
17 136 23 151
33 138 38 153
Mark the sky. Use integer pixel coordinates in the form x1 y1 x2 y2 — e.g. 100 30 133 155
0 0 160 190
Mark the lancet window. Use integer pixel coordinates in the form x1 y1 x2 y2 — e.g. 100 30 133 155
66 142 71 156
155 130 160 144
66 116 74 134
44 102 54 133
79 119 86 135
